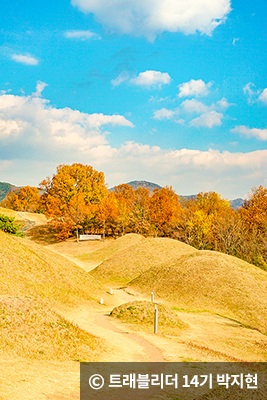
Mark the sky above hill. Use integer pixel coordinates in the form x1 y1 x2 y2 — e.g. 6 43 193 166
0 0 266 199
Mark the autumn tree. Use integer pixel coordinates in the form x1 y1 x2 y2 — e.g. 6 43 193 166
130 187 151 234
1 186 41 213
238 186 267 268
147 186 181 237
113 184 135 235
179 192 230 249
40 163 108 240
96 192 119 239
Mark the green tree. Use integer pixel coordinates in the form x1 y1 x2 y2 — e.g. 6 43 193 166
0 214 24 237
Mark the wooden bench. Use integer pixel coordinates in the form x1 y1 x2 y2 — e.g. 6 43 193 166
79 234 101 241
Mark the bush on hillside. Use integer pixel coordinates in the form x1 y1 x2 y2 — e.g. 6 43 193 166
0 213 24 237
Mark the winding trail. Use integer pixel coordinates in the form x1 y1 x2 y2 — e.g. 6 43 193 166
62 288 164 362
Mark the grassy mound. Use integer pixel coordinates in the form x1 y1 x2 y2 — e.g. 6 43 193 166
78 233 145 265
0 231 103 307
110 300 187 334
90 236 196 285
0 296 101 361
128 250 267 334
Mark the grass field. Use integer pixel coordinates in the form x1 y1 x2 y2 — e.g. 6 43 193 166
83 234 267 334
89 235 197 284
110 300 188 334
0 230 105 362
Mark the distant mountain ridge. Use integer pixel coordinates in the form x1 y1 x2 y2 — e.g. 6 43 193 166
109 180 162 195
0 180 244 209
0 182 20 202
109 181 244 209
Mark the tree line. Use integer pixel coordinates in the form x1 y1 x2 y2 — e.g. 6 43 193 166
1 163 267 270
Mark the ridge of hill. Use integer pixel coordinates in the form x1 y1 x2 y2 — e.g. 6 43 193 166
79 233 146 266
89 236 196 285
128 248 267 334
109 180 162 194
0 230 104 307
86 234 267 334
0 182 20 202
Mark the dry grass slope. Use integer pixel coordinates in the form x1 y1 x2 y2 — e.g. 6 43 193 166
0 231 103 307
0 296 101 361
78 233 145 265
90 236 196 285
110 300 187 334
128 250 267 334
0 231 105 361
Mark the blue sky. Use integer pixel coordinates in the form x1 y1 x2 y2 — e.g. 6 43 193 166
0 0 266 199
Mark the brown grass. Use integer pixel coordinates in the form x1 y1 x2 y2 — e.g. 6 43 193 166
128 250 267 334
0 231 103 308
110 300 188 334
79 233 146 265
90 236 196 285
0 295 102 361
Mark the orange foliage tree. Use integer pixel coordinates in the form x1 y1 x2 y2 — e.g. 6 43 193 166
96 192 119 239
113 184 135 235
147 186 181 236
1 186 41 213
40 163 108 240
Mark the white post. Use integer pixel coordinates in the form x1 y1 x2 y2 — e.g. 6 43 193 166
154 304 158 334
110 288 113 295
100 297 104 304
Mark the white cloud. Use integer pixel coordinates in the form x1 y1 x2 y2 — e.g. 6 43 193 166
64 30 101 40
130 71 171 87
33 81 48 97
190 111 223 128
178 79 211 98
2 86 267 199
232 126 267 141
0 85 134 151
111 72 130 87
259 88 267 104
71 0 231 40
182 99 208 114
153 108 176 120
232 37 239 46
216 98 231 110
11 54 39 66
243 82 256 97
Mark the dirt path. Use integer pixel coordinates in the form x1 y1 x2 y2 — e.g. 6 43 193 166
61 289 164 362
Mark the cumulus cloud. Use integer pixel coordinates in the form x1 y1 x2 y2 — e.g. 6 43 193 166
64 30 101 40
0 84 134 154
259 88 267 104
11 54 39 66
232 126 267 141
111 70 171 88
180 97 229 127
71 0 231 40
182 99 208 114
130 71 171 87
153 108 176 120
190 111 223 128
216 98 231 109
178 79 211 98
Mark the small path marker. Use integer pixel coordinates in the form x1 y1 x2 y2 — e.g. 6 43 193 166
154 302 160 334
110 288 113 295
100 297 104 304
